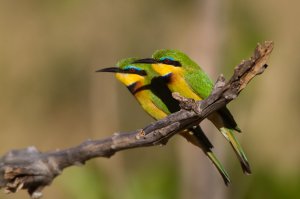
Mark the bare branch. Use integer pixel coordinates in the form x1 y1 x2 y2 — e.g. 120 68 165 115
0 41 274 198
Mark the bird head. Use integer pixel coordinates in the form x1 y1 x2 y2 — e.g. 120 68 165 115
96 58 148 87
97 58 162 95
133 49 200 77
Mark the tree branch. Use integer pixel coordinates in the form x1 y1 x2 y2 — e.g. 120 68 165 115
0 41 274 198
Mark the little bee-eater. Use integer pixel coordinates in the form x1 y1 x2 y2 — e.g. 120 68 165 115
133 49 251 174
97 58 231 185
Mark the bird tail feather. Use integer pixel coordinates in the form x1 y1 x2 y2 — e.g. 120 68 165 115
220 127 251 174
179 126 231 185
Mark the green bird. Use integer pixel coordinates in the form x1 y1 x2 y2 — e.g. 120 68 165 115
97 58 231 185
133 49 251 174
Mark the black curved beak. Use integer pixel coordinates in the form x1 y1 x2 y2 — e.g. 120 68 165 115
96 67 122 73
132 58 159 64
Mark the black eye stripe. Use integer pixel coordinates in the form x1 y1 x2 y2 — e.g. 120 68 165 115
159 59 181 67
123 68 147 76
137 70 147 76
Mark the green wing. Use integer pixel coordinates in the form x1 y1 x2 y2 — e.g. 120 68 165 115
184 68 214 99
150 92 171 115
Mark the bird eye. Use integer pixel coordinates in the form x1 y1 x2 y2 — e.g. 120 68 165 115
128 68 136 73
123 65 147 76
161 58 173 64
124 65 139 72
125 68 138 74
159 57 181 67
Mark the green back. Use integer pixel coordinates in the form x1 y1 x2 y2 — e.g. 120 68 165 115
152 49 214 99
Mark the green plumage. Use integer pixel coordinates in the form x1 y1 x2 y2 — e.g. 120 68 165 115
152 49 251 174
117 58 171 118
99 58 231 185
153 49 213 98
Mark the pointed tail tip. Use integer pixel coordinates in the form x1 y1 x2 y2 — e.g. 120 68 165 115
242 162 252 175
217 164 231 186
224 177 231 186
219 169 231 186
244 170 252 175
207 151 231 186
234 126 242 133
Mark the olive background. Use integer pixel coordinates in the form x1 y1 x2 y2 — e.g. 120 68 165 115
0 1 299 199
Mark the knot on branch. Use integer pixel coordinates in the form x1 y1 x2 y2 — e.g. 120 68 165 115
0 147 61 198
212 74 226 93
172 92 202 114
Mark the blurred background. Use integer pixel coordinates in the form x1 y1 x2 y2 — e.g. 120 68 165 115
0 0 299 199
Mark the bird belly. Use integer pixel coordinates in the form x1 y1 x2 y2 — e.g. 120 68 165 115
168 73 202 101
134 91 167 120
